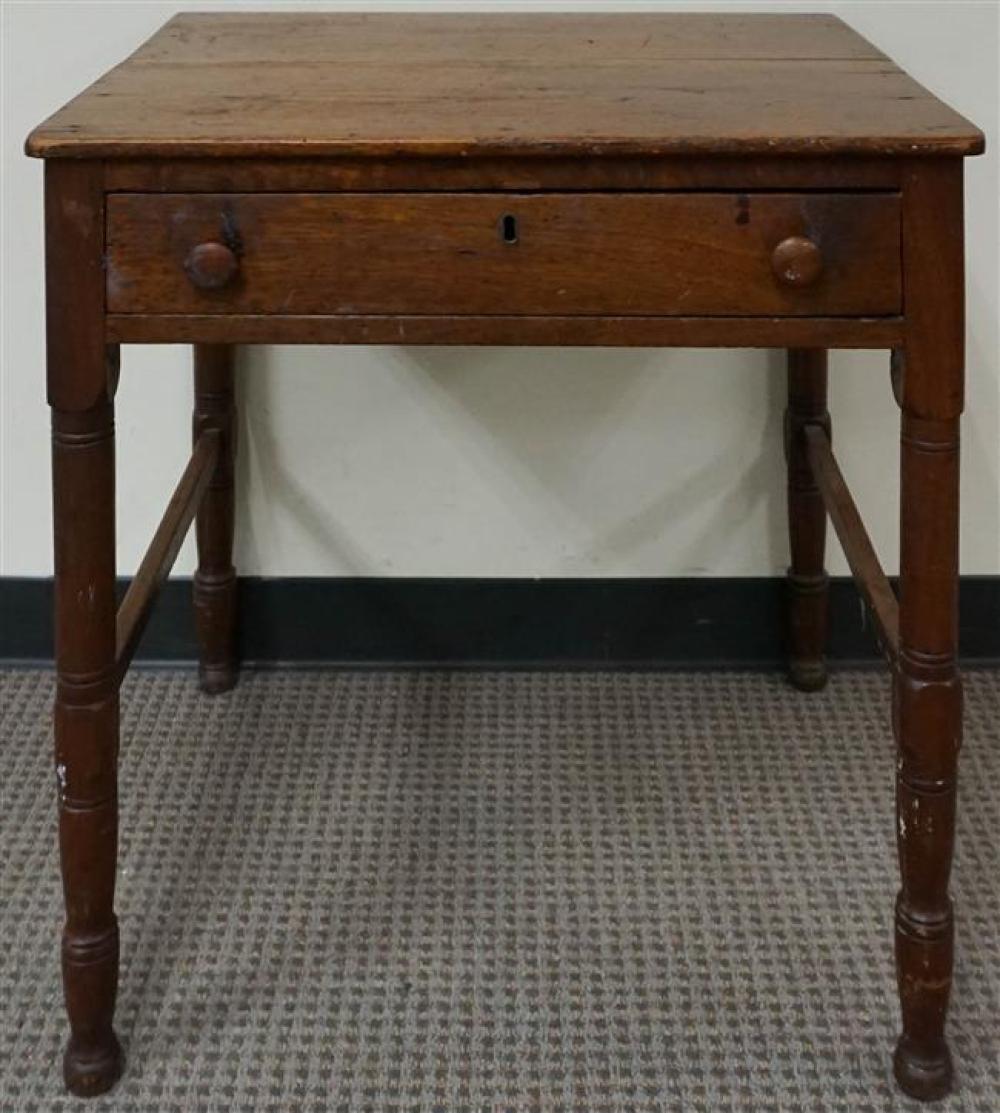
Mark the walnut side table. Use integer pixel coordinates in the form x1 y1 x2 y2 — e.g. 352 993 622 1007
25 12 985 1101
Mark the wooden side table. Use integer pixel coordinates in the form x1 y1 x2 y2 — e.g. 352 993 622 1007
25 13 984 1101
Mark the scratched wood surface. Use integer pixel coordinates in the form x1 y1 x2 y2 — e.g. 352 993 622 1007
106 191 902 317
25 13 983 159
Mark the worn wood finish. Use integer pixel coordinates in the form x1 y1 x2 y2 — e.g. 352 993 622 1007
28 12 983 1102
184 242 239 291
106 314 906 350
785 349 830 690
65 11 897 66
115 431 220 678
772 237 825 290
46 161 124 1098
803 424 899 663
107 192 902 319
103 154 906 195
25 14 982 159
891 160 965 1103
193 345 239 694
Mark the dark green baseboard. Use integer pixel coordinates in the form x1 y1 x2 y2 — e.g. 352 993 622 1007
2 575 997 667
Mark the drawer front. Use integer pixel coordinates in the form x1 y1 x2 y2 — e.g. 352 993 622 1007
106 192 901 317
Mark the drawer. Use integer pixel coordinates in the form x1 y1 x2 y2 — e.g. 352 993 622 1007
106 192 901 317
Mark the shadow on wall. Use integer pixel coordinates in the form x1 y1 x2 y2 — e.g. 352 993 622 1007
235 346 379 576
231 345 794 578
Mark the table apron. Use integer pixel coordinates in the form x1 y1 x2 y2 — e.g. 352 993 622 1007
104 313 904 348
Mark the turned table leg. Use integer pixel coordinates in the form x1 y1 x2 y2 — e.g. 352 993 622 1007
46 162 124 1096
192 344 238 693
785 348 830 690
893 407 962 1101
892 161 965 1102
53 394 123 1097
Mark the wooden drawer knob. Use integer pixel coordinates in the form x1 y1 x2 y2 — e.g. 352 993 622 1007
771 235 824 289
184 241 239 289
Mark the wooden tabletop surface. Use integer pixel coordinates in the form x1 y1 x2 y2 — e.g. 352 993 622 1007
26 13 984 159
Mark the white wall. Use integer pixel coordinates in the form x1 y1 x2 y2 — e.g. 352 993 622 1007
3 1 997 579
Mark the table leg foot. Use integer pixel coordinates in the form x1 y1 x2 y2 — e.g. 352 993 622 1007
63 1030 124 1098
894 1037 953 1102
787 650 828 692
198 654 239 695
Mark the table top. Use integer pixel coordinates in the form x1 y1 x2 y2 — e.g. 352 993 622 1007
26 12 983 161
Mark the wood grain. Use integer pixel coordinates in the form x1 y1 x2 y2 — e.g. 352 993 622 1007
102 155 906 194
25 13 983 159
107 192 902 318
105 313 905 349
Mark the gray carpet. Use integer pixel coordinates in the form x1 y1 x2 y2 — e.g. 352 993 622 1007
1 668 997 1113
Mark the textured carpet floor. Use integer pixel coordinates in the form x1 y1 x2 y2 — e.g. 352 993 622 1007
1 668 997 1113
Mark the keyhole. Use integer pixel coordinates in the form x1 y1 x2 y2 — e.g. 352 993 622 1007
500 213 518 244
